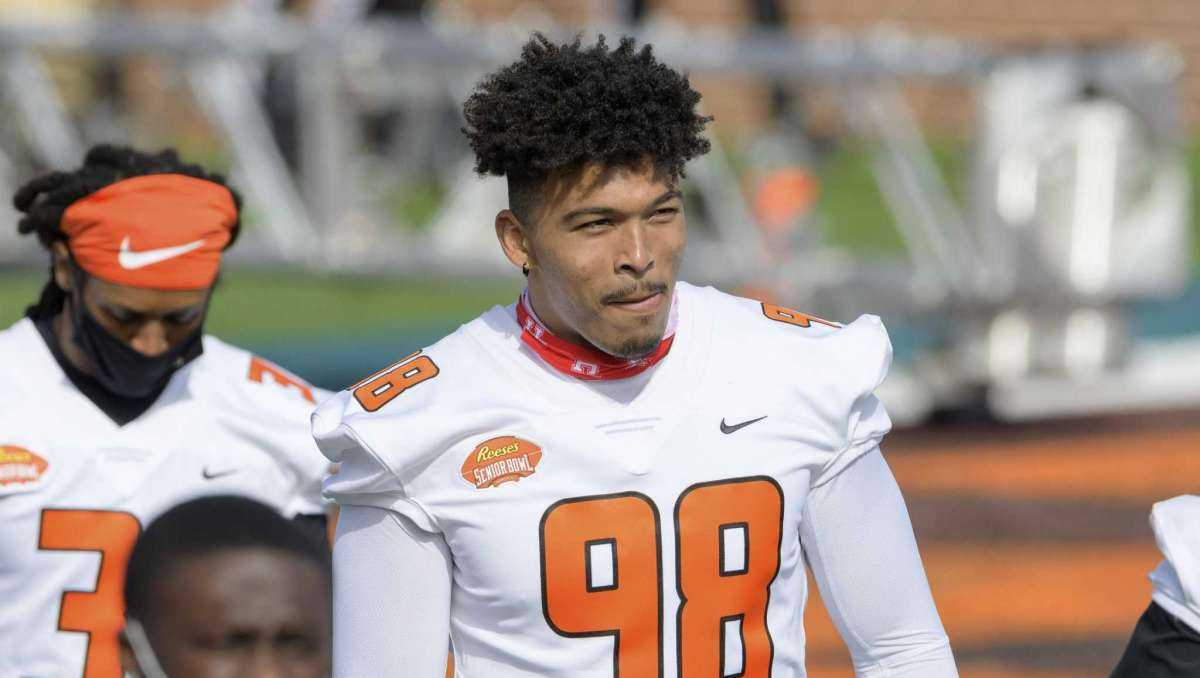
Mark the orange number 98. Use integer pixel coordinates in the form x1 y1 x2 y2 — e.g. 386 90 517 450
539 477 784 678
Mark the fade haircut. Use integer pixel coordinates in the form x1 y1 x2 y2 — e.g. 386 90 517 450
12 144 242 319
461 33 712 223
124 495 329 624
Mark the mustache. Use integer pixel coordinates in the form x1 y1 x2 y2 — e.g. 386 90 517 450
601 282 669 305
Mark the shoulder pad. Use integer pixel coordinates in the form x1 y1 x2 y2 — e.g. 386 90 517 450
196 336 328 410
311 327 490 477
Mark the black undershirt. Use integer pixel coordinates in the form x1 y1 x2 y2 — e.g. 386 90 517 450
33 313 166 426
1112 601 1200 677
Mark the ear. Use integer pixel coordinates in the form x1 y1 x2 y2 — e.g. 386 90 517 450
51 242 72 292
494 210 534 273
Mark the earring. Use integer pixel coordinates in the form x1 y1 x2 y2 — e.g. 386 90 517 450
521 262 530 277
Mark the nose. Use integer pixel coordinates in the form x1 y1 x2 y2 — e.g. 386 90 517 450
253 663 286 678
128 321 170 357
615 222 654 278
248 649 287 678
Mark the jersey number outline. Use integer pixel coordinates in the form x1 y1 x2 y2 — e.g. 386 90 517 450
38 509 142 678
352 351 440 412
761 302 838 329
248 356 315 403
540 477 784 678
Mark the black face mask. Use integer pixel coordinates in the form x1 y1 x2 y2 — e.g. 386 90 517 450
68 268 204 399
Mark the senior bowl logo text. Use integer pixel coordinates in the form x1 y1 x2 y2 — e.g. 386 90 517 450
461 436 542 489
0 445 48 487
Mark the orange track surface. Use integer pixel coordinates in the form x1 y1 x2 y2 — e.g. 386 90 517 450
888 427 1200 503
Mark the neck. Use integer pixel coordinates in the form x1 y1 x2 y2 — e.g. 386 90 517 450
52 302 93 376
525 279 597 352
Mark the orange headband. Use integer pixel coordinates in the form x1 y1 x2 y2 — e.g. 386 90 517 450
60 174 237 290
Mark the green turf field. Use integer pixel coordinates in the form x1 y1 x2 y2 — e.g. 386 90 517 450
2 138 1197 351
0 272 524 342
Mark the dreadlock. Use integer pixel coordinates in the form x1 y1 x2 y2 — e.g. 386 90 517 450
13 144 243 319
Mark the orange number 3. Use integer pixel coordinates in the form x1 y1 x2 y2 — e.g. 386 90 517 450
539 477 784 678
248 356 315 403
39 509 142 678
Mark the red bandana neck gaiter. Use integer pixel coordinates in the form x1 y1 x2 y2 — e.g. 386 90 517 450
516 289 679 381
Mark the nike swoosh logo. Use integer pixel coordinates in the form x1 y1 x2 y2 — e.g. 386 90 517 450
720 415 767 435
202 467 238 480
118 236 206 270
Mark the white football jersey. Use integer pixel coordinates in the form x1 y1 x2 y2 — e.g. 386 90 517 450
1148 495 1200 634
314 282 892 677
0 318 331 678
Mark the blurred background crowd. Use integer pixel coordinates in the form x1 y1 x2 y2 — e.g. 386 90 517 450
2 1 1199 676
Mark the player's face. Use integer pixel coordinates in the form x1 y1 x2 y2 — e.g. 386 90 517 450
509 160 686 359
80 277 209 357
128 548 331 678
53 245 210 357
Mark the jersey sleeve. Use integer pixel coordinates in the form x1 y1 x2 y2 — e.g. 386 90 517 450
802 448 957 676
332 505 452 677
1148 495 1200 631
201 341 333 516
312 389 440 533
242 360 332 516
804 314 894 487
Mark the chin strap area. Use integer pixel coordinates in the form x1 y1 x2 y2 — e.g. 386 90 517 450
124 619 169 678
516 289 677 381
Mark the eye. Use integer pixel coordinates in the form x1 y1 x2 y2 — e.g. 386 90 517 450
100 306 139 325
577 219 612 231
165 308 202 326
653 207 678 218
217 630 258 650
277 632 319 655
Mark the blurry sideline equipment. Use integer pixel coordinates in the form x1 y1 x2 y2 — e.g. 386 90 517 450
963 48 1195 419
0 15 1191 423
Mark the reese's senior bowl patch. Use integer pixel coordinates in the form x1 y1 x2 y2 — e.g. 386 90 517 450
462 436 542 489
0 445 48 488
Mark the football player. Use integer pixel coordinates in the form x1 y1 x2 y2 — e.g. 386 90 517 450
315 35 958 677
121 495 331 678
0 145 330 678
1112 495 1200 676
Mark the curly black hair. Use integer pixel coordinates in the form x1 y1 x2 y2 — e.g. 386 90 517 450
13 144 242 318
462 33 712 222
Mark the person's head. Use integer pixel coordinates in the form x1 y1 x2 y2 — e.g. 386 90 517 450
13 144 241 396
122 496 331 678
463 34 711 359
